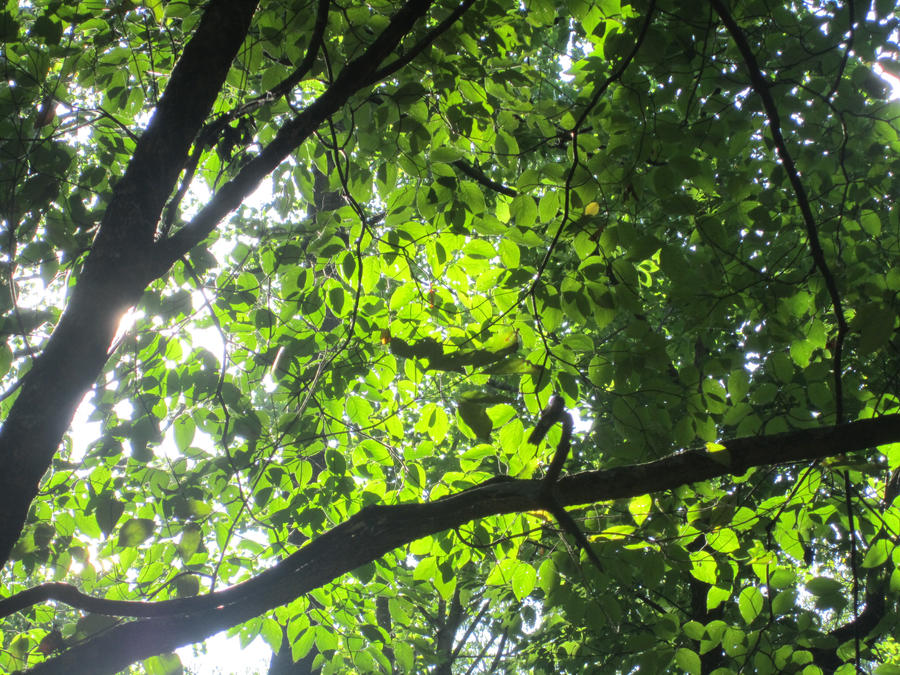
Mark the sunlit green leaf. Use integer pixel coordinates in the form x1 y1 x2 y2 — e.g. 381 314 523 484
117 518 155 548
738 586 764 625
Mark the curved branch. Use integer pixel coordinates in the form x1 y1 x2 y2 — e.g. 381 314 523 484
710 0 848 421
164 0 331 234
18 414 900 675
153 0 455 270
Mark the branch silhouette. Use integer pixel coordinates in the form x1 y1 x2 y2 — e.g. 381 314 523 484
16 414 900 675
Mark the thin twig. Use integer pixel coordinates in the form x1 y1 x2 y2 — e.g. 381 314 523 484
710 0 847 422
452 159 516 197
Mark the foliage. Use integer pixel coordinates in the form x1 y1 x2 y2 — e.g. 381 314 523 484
0 0 899 673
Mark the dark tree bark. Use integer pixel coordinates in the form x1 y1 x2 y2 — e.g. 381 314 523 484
433 588 464 675
0 0 441 568
268 627 319 675
11 415 900 674
0 0 261 567
2 1 899 673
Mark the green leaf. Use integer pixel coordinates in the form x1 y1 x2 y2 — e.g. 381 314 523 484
173 417 195 452
458 400 493 441
346 396 374 425
95 497 125 536
768 352 793 383
674 647 701 675
707 586 731 611
738 586 764 624
628 493 651 526
771 588 796 616
143 653 183 675
0 12 20 41
173 574 200 597
389 283 417 313
706 528 739 553
486 558 515 586
325 449 347 475
537 558 558 595
259 618 282 652
689 550 717 584
727 369 750 402
31 16 62 45
177 523 202 560
510 195 537 228
499 238 520 268
116 518 155 548
806 577 843 597
292 627 316 662
854 304 895 355
538 191 559 222
459 181 486 214
511 562 537 600
464 239 496 259
861 539 893 569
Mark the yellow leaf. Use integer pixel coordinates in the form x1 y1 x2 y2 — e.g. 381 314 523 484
584 201 600 216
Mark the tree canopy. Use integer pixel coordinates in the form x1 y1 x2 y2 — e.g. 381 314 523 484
1 0 900 672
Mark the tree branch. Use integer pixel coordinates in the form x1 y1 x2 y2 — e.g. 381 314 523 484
163 0 330 234
452 159 517 197
18 414 900 675
0 0 260 568
152 0 449 270
365 0 478 86
710 0 848 422
266 0 331 98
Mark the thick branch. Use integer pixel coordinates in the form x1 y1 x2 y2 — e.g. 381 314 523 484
153 0 450 269
0 0 474 570
20 414 900 675
0 0 260 568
